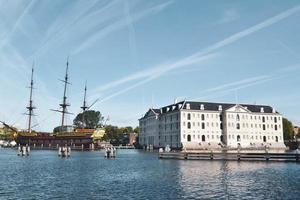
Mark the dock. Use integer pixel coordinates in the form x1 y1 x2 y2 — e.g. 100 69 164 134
159 151 300 162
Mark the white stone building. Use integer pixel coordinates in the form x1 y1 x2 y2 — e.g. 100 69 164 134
139 101 286 150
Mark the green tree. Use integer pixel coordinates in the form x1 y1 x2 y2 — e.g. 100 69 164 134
73 110 104 129
283 118 294 140
134 126 140 134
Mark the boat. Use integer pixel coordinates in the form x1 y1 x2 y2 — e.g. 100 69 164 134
16 59 103 150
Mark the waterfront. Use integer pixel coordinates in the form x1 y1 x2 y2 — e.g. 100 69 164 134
0 149 300 199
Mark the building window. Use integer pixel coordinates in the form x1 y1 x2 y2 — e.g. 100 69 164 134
219 114 223 121
220 123 223 130
236 114 240 121
201 114 205 120
187 122 191 129
202 135 205 142
274 117 277 123
202 123 205 129
237 135 241 142
263 136 266 142
187 113 191 120
275 125 278 131
263 124 266 130
236 123 240 130
262 116 265 123
187 135 191 142
275 136 278 142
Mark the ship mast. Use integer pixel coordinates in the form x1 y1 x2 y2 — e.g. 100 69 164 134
26 65 36 133
80 82 88 128
81 81 88 112
51 58 72 133
60 59 71 132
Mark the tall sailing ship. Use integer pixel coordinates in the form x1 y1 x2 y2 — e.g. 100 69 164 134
16 60 105 150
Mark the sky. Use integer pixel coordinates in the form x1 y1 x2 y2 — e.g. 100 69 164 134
0 0 299 131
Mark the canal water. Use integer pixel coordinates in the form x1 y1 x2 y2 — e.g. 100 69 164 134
0 149 300 200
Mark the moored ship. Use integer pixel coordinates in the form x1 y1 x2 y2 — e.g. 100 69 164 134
15 60 105 150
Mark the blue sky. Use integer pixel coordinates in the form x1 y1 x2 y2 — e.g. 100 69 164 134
0 0 299 131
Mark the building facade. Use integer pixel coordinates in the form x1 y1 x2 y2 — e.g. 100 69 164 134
139 101 286 150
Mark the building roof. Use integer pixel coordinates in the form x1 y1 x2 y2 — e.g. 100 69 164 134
158 101 277 115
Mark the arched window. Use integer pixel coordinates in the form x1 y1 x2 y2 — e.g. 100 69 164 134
201 114 205 120
202 135 205 142
237 135 241 142
263 136 267 142
187 113 191 120
187 122 191 129
236 123 240 130
262 116 265 123
202 122 205 129
275 125 278 131
187 135 191 142
236 114 240 121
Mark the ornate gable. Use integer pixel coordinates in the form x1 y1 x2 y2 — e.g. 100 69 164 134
225 104 251 113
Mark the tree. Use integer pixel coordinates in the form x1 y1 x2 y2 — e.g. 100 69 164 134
134 126 140 134
297 127 300 138
73 110 104 129
283 118 294 140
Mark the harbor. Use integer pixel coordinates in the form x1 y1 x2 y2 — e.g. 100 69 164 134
1 148 300 199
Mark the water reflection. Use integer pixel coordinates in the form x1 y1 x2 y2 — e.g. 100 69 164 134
0 149 300 199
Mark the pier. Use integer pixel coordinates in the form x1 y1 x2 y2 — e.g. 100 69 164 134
159 150 300 162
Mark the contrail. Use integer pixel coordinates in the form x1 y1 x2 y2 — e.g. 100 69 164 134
193 64 300 101
90 53 216 105
195 76 276 101
89 53 216 97
72 1 173 54
189 4 300 59
201 75 270 93
0 0 36 49
124 0 139 69
90 4 300 96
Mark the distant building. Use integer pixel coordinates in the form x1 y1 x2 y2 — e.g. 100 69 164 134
139 101 286 150
294 126 299 137
129 132 137 145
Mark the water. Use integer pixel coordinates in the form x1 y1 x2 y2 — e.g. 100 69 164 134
0 149 300 200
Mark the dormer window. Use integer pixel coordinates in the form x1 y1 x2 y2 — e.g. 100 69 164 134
178 104 182 109
166 107 170 112
172 105 176 110
272 108 276 113
186 103 190 110
218 105 222 111
260 107 264 113
200 104 204 110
